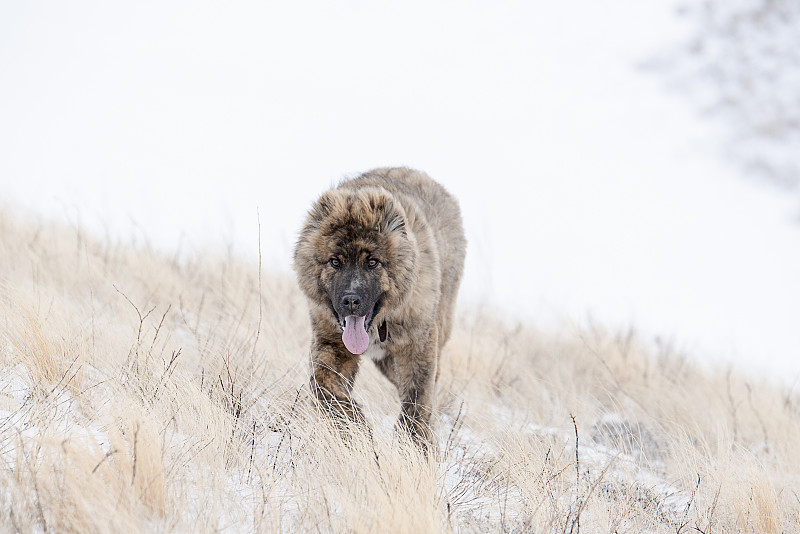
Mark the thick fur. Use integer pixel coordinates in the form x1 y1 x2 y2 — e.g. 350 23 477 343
294 167 466 447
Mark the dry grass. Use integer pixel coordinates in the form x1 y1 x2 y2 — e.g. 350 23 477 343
0 209 799 533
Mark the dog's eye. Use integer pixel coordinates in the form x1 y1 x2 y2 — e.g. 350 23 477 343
367 259 379 270
329 258 341 269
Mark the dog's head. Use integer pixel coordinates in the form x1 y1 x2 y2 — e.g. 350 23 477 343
294 186 418 352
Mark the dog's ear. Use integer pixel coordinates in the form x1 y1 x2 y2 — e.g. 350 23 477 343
374 197 407 237
308 190 342 228
383 212 406 236
358 189 407 238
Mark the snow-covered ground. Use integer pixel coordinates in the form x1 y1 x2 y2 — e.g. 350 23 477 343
0 359 692 531
1 1 798 383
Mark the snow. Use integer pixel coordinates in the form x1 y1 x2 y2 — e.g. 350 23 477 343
0 0 798 385
0 364 111 469
0 357 706 529
437 405 693 529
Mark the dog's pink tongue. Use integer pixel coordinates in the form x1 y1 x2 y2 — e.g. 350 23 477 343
342 315 369 355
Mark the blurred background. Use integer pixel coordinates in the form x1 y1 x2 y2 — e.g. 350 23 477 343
1 1 798 383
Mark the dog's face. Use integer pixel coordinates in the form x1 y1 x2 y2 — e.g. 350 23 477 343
325 248 384 332
294 187 419 353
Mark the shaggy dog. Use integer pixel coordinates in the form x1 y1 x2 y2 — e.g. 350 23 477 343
294 167 465 447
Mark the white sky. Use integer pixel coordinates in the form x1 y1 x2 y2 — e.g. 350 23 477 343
1 1 798 384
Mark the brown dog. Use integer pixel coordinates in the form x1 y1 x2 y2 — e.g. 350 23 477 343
293 168 465 447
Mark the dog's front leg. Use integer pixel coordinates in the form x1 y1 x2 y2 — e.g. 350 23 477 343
395 325 439 452
309 342 365 426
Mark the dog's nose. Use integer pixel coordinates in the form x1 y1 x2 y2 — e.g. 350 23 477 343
341 293 361 313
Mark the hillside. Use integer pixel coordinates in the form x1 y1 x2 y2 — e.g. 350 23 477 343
0 211 798 533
